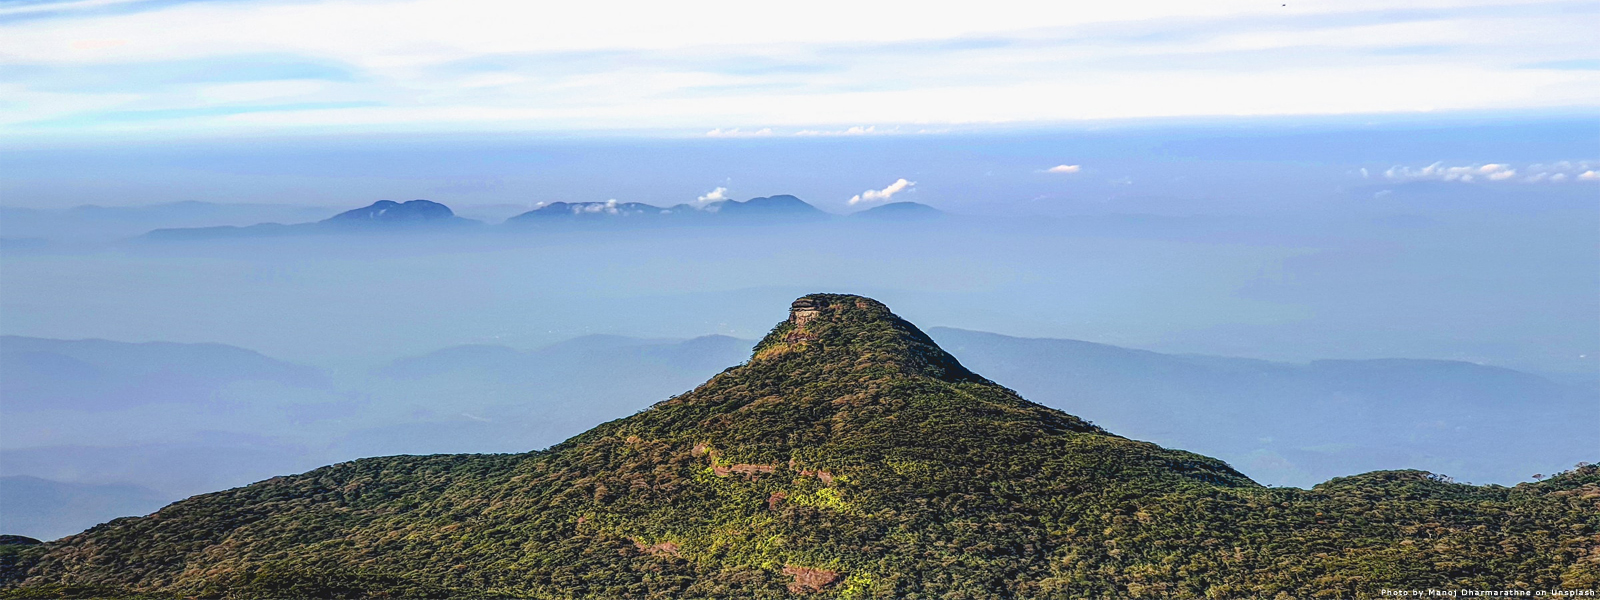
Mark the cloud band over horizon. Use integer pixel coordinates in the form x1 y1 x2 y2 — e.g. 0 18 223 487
1 0 1597 139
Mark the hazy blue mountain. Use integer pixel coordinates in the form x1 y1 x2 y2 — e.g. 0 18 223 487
702 194 828 220
0 202 338 243
353 334 755 456
503 200 699 227
927 327 1597 487
143 196 837 239
0 336 330 411
0 476 171 541
320 199 470 227
504 194 829 228
850 201 945 221
1 336 348 504
141 199 479 240
378 333 750 382
0 441 325 501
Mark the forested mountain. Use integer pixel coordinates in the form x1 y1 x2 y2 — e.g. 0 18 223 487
2 295 1594 599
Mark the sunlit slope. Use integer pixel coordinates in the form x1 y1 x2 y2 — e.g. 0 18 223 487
5 295 1596 599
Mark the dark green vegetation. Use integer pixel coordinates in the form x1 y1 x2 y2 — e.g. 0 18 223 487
3 294 1596 599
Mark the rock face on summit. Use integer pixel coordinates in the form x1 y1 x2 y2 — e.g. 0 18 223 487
3 295 1596 599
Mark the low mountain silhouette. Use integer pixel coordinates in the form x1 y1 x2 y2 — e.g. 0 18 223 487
0 476 169 542
2 295 1595 598
0 336 330 411
320 200 466 227
0 202 338 243
144 195 843 239
505 200 681 224
929 327 1596 487
704 194 828 220
850 201 945 221
142 200 479 240
503 200 698 226
505 194 829 228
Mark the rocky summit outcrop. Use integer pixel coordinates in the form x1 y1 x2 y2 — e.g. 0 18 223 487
3 294 1596 599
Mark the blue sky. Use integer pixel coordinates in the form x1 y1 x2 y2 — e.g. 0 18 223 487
2 0 1596 138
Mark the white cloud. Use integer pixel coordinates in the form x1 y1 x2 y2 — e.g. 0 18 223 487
3 0 1599 137
0 0 149 17
1385 162 1518 183
1486 166 1517 181
795 125 878 136
1384 160 1600 184
1045 164 1081 174
848 178 915 206
576 199 621 214
695 186 729 205
1580 171 1600 181
1521 160 1600 182
706 127 772 138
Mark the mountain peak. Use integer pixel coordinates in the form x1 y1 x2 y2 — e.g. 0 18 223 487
323 199 459 225
705 195 826 219
748 293 986 385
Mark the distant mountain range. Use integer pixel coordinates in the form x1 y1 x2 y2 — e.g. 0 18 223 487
0 335 329 411
849 201 945 221
506 194 828 226
0 476 168 542
926 327 1597 487
142 199 481 240
0 202 338 243
134 196 942 240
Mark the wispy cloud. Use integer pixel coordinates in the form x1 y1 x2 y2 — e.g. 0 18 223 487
794 125 878 136
705 127 772 138
2 0 1597 137
1385 162 1514 182
1384 160 1600 183
0 0 153 19
1045 164 1081 173
848 178 915 206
